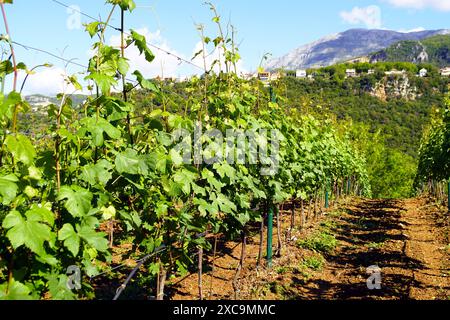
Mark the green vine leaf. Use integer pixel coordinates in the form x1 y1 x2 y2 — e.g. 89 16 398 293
0 281 32 301
115 148 149 175
2 209 53 257
107 0 136 11
78 226 109 252
5 134 36 166
58 186 93 218
0 174 18 205
80 159 113 187
58 224 81 257
128 30 155 63
133 70 159 92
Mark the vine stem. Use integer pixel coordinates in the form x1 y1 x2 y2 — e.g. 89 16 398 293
290 200 295 237
6 249 14 295
196 24 209 117
120 8 134 145
232 230 246 300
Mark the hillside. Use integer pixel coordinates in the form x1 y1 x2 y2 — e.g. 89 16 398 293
278 62 449 198
25 94 88 111
265 29 450 70
281 62 448 154
371 34 450 67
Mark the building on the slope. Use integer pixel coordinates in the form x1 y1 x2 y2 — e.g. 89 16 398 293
345 69 357 78
258 72 270 82
440 67 450 76
419 68 428 78
367 69 375 75
296 69 307 78
385 69 406 76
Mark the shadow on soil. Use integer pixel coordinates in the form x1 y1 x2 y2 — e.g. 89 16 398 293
285 199 430 300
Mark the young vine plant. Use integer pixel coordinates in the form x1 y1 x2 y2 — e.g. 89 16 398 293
415 95 450 198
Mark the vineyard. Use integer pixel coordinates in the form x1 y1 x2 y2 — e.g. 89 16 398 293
416 99 450 208
0 0 448 301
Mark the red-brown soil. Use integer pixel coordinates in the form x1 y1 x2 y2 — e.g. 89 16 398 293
167 197 450 300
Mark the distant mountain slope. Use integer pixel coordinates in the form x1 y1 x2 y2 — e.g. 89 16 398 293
266 29 450 70
25 94 88 112
370 35 450 67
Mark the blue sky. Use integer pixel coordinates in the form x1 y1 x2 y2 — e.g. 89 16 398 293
3 0 450 95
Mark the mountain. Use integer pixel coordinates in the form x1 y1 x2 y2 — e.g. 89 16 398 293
370 34 450 67
265 29 450 70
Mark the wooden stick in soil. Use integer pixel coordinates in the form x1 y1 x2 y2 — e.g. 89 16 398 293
314 193 318 220
290 200 296 239
307 198 313 225
209 235 218 299
109 220 114 248
300 200 305 231
276 205 282 257
335 182 339 203
256 214 265 268
198 246 203 300
233 231 247 300
157 264 167 301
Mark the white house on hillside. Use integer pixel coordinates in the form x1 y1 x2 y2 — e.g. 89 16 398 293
346 69 357 78
440 67 450 76
296 69 307 78
385 69 406 76
419 68 428 77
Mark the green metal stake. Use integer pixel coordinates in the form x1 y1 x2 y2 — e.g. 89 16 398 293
347 178 351 195
266 205 273 269
325 184 329 209
269 86 276 103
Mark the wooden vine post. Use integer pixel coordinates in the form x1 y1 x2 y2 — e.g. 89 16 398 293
266 205 273 268
198 246 203 300
257 213 265 268
276 205 282 257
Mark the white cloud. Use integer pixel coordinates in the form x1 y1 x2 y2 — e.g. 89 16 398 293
19 67 84 96
340 5 382 29
109 28 187 79
398 27 426 33
384 0 450 11
21 28 249 96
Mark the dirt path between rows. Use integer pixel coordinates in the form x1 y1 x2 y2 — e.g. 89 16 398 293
169 198 449 300
292 198 450 300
